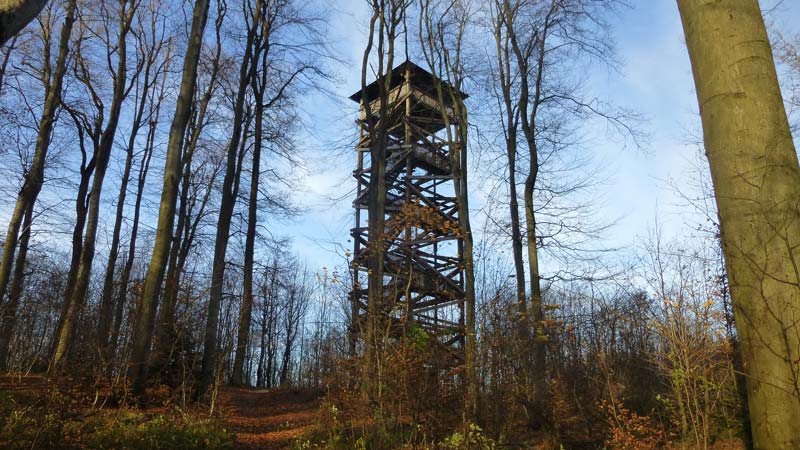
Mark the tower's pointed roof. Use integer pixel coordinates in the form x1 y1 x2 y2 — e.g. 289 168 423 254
349 60 468 104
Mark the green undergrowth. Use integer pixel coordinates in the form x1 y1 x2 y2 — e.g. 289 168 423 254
0 389 234 450
292 417 500 450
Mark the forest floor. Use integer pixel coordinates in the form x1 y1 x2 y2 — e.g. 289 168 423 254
220 386 322 450
0 374 322 450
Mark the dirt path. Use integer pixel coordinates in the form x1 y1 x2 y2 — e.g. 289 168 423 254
220 387 321 450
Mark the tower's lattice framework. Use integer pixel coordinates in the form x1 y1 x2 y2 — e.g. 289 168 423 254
350 61 467 365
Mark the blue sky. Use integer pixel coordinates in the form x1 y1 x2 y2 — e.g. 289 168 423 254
276 1 800 277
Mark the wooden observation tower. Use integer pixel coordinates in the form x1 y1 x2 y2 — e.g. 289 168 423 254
349 61 467 366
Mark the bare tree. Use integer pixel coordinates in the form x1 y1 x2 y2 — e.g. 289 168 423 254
230 0 323 385
230 0 274 387
279 261 311 386
0 203 33 370
489 0 635 415
0 0 76 322
357 0 410 402
129 0 212 401
488 0 527 347
152 3 225 380
198 0 265 397
108 54 168 367
51 0 140 373
255 259 281 387
418 0 478 418
97 0 173 366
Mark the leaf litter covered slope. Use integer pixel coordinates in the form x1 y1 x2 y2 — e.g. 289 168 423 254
220 387 320 449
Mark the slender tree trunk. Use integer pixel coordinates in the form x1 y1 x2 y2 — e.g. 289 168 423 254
256 283 268 387
232 64 265 386
129 0 210 400
453 126 478 418
98 53 156 364
51 5 134 373
508 0 553 407
280 291 295 387
108 61 168 365
508 147 527 333
109 104 156 364
156 17 223 364
199 4 261 395
419 8 477 412
0 0 75 312
151 126 194 378
677 1 800 448
523 170 546 396
264 264 278 388
64 149 94 304
492 3 527 338
360 0 400 402
153 34 222 375
52 124 94 351
0 203 33 371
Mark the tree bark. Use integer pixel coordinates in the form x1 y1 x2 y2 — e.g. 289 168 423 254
199 0 263 395
0 0 49 46
677 0 800 448
0 0 75 316
51 114 94 353
232 54 266 386
152 22 222 378
0 203 33 371
98 41 158 364
51 2 135 373
492 0 527 342
129 0 210 400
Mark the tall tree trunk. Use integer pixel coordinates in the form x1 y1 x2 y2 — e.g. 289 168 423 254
52 119 94 352
0 203 34 371
677 1 800 448
492 2 527 340
523 169 546 397
150 119 196 379
129 0 211 400
280 289 296 387
454 115 477 418
153 29 222 376
96 139 131 364
508 146 527 333
263 263 279 388
109 100 157 365
199 4 261 396
51 4 134 373
0 0 75 313
255 282 268 388
0 0 49 45
419 5 478 412
108 63 169 365
507 0 554 407
360 0 400 402
232 63 265 386
98 50 157 364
